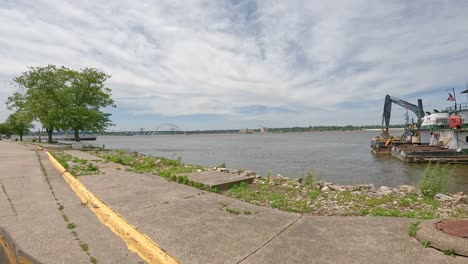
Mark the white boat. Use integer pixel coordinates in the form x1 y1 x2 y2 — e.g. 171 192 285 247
418 103 468 150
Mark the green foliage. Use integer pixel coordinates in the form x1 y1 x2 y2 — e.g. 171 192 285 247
176 175 184 183
7 65 115 142
0 123 13 137
218 162 226 168
159 171 171 178
51 151 70 169
51 151 102 176
421 241 431 248
108 156 123 164
80 243 89 252
225 207 241 215
73 157 87 164
419 162 453 198
6 111 33 141
87 164 98 172
408 221 420 237
442 249 456 257
67 223 77 229
303 172 316 186
308 190 322 201
8 65 67 142
31 138 37 142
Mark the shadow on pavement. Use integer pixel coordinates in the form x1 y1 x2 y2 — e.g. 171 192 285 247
0 227 41 264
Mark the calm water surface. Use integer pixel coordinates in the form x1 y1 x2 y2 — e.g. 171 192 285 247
93 131 468 192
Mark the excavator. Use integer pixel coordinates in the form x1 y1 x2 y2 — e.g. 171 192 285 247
372 95 425 154
382 94 425 128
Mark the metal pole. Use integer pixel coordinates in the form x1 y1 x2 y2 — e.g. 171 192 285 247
453 88 457 114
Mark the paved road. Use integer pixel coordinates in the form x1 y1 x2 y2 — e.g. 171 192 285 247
66 149 468 264
0 142 143 264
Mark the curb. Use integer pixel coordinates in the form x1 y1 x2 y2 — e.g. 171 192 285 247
45 150 179 264
416 218 468 257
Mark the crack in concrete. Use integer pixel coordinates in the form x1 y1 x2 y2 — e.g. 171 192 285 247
0 179 17 215
237 214 303 264
35 149 99 264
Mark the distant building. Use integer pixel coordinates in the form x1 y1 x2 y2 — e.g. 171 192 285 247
239 128 253 134
260 126 269 133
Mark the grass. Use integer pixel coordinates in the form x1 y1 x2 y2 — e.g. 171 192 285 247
51 151 102 176
442 249 456 257
218 162 226 168
67 223 77 229
228 181 314 213
80 243 89 252
90 257 98 264
303 172 316 186
419 162 454 198
224 178 460 219
421 241 431 248
92 149 223 193
226 207 241 215
408 221 421 237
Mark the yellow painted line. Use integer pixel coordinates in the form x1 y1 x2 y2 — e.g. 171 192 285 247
45 150 179 264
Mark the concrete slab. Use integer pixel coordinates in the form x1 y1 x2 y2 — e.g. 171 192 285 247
183 171 254 190
81 173 203 213
0 142 144 263
63 150 105 162
124 193 299 264
63 205 144 264
241 216 467 264
0 212 90 264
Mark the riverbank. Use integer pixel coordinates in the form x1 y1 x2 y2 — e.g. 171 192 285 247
89 133 468 193
49 146 468 219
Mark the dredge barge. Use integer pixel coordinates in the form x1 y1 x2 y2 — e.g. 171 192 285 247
372 90 468 163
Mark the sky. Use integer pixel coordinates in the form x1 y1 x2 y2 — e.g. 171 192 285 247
1 0 468 131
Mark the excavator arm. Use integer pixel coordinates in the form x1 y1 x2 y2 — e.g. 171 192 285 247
382 95 425 128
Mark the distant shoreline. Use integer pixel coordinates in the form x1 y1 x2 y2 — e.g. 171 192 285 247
100 127 406 136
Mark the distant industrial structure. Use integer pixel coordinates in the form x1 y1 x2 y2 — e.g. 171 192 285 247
260 126 269 134
239 128 253 134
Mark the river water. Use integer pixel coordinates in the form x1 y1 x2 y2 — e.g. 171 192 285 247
93 131 468 192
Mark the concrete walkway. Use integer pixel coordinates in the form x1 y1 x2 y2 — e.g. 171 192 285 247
0 142 143 264
64 149 467 264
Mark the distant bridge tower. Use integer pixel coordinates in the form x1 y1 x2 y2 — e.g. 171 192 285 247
149 123 185 135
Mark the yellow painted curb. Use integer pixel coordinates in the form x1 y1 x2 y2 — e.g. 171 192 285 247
45 151 179 264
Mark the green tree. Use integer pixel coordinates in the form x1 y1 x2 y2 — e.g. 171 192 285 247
60 67 115 142
0 123 13 137
7 65 115 142
6 111 33 141
8 65 69 143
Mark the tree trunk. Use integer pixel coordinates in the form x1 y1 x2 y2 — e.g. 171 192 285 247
46 128 53 143
74 129 80 142
19 132 23 141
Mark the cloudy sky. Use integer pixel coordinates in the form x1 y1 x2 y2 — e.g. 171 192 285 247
1 0 468 131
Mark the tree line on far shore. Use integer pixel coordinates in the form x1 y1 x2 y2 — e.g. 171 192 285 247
1 65 115 142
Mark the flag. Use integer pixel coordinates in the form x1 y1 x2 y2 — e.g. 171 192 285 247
447 93 455 101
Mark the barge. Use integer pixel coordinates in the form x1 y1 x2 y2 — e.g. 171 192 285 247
372 89 468 163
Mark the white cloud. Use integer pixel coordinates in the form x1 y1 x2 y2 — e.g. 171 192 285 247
1 0 468 129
